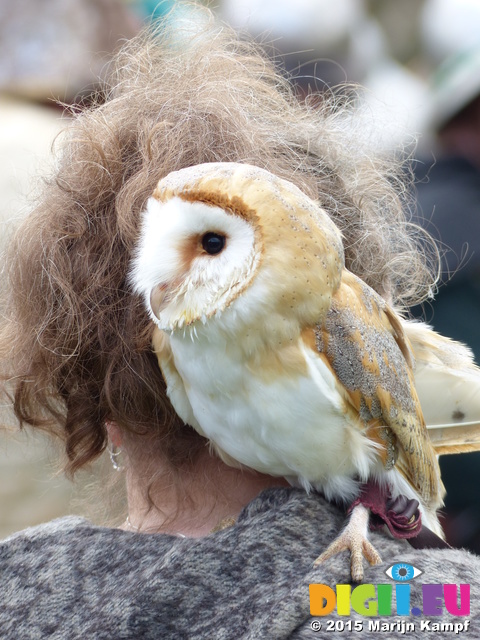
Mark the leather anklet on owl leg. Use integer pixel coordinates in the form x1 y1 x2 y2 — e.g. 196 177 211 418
313 503 381 583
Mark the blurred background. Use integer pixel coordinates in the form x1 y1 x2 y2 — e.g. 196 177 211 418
1 0 480 552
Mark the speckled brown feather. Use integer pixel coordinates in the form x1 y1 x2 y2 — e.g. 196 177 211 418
313 270 444 510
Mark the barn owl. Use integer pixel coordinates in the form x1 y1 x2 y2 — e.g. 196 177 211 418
131 162 480 581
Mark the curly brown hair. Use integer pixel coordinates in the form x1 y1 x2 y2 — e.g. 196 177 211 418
0 6 439 476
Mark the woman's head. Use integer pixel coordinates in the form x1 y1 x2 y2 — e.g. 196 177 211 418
0 6 438 477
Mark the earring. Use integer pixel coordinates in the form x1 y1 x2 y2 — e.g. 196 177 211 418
105 419 124 471
108 443 124 471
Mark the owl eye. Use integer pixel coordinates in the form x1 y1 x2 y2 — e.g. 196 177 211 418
202 232 226 255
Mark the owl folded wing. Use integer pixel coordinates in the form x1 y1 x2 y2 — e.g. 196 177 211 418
311 269 443 510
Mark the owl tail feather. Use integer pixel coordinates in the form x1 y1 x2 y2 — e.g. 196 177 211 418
402 319 480 455
426 422 480 455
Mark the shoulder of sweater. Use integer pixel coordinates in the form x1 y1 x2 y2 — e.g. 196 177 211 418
0 516 100 562
2 488 478 579
1 515 91 544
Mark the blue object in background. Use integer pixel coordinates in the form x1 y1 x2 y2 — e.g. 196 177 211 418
136 0 177 20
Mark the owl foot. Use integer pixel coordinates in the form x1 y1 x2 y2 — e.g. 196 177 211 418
313 504 381 582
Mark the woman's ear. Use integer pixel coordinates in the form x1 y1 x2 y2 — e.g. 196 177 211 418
105 420 123 448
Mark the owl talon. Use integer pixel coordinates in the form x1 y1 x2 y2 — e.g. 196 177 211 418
313 504 382 582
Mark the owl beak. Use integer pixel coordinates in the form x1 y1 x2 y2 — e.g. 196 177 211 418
150 283 170 319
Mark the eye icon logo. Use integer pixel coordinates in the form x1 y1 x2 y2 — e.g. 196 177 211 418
385 563 423 582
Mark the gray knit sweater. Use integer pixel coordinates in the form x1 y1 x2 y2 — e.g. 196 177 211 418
0 488 477 639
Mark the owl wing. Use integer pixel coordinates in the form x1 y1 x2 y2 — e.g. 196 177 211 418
311 270 443 510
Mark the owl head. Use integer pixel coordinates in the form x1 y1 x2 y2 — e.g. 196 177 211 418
131 162 344 334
